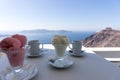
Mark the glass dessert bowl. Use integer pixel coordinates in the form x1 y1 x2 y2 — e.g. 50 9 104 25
0 34 30 80
51 35 69 61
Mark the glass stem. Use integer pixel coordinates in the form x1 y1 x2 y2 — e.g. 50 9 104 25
58 57 64 61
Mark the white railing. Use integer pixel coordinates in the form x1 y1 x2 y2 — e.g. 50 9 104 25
85 47 120 63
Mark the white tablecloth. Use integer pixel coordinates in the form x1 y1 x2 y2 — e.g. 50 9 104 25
0 50 120 80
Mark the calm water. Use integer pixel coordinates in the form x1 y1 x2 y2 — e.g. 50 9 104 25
23 31 95 44
0 31 95 44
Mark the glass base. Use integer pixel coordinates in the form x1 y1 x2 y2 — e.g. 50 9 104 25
5 69 28 80
57 57 64 61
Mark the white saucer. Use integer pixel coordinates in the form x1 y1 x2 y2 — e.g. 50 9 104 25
49 58 73 68
0 64 38 80
26 52 43 57
69 50 85 57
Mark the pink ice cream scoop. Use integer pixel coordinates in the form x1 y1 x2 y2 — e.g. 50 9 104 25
0 37 21 50
12 34 27 47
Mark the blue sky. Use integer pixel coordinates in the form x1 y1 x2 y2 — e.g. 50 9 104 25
0 0 120 31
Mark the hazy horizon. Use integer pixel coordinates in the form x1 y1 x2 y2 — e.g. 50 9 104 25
0 28 96 34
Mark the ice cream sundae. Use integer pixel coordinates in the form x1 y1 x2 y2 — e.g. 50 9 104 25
52 35 69 58
0 34 27 67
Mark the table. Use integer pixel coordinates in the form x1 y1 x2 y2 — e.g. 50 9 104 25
0 49 120 80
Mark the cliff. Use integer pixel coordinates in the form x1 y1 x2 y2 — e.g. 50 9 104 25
82 27 120 47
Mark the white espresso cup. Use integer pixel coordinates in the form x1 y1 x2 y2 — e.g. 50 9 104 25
69 41 82 55
28 40 43 55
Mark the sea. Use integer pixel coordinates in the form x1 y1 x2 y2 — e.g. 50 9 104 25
0 31 95 44
21 31 95 44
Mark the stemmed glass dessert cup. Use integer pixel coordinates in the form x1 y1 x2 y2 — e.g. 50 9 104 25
53 44 68 61
1 45 30 80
